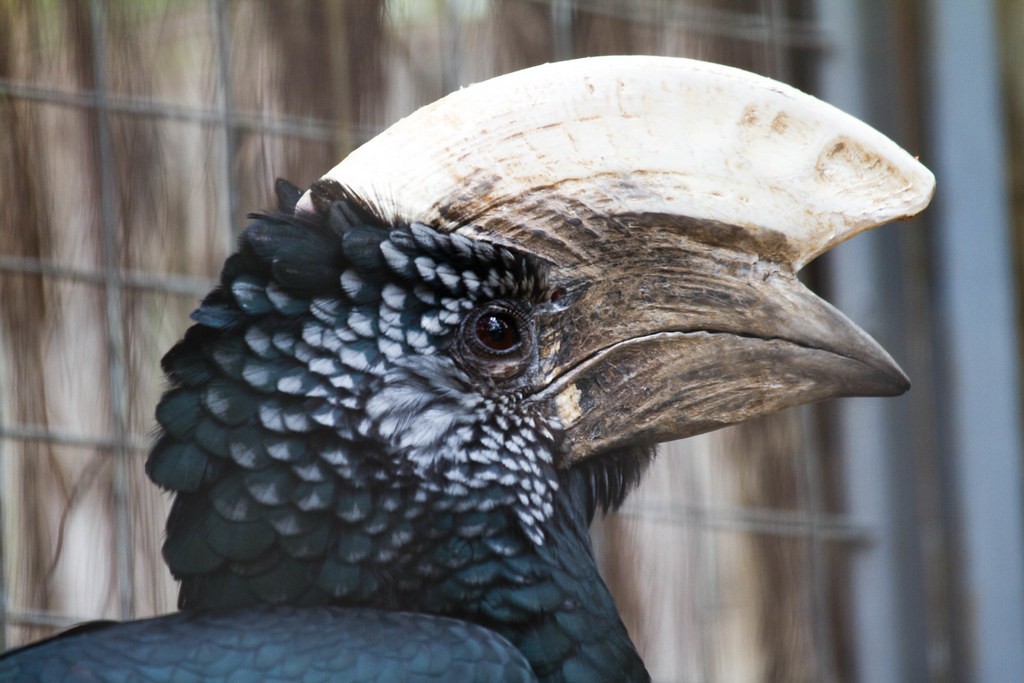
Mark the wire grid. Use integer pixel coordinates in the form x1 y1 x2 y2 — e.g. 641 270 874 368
0 1 864 680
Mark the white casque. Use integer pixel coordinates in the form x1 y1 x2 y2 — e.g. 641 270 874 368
298 55 935 270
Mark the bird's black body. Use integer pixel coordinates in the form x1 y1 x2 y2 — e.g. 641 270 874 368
2 180 649 682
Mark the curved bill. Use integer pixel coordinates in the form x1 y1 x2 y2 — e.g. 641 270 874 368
526 228 908 464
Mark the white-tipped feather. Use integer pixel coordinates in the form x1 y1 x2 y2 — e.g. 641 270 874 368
300 56 934 269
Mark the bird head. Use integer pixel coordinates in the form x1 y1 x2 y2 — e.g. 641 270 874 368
148 56 933 607
297 56 935 465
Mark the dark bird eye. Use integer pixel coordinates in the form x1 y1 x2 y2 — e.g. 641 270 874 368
475 311 521 352
460 304 533 380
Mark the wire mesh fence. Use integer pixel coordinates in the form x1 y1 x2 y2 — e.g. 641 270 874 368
0 1 896 681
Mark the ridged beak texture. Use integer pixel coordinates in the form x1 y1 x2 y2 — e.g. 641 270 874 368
299 56 935 466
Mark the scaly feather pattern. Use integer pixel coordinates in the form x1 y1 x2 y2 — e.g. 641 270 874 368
143 180 648 682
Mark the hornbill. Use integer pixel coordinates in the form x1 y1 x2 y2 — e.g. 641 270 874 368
1 56 933 682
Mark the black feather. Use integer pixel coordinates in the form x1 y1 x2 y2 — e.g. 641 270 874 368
274 178 303 214
567 445 657 517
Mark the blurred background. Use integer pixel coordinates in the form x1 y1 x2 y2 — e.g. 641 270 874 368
0 1 1021 681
